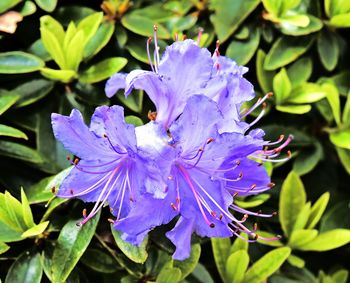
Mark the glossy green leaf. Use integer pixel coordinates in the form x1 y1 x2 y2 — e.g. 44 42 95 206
0 0 21 14
0 93 19 115
79 57 127 84
273 68 291 104
156 267 182 283
80 248 119 273
40 15 65 42
210 0 260 43
28 39 51 61
336 147 350 174
121 14 170 39
5 251 43 283
242 247 291 283
226 250 249 283
276 104 312 114
293 202 311 231
40 68 77 83
35 0 57 12
111 226 148 264
211 237 231 282
50 213 100 283
84 21 115 59
174 244 201 280
293 142 323 175
320 200 350 232
280 15 323 36
279 171 306 236
286 57 312 88
77 12 104 45
20 1 37 16
298 229 350 251
65 30 85 71
287 83 326 104
342 92 350 125
125 116 144 127
0 124 27 140
226 26 260 65
256 50 274 93
306 192 330 229
0 141 44 164
21 221 49 238
0 241 9 254
264 36 314 70
0 52 44 74
288 229 318 248
317 30 339 71
287 254 305 268
330 129 350 149
330 13 350 28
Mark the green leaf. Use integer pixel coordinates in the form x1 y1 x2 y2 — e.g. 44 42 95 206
65 30 85 71
322 83 341 125
79 57 127 84
336 147 350 174
40 68 77 83
40 26 66 69
20 1 37 16
40 15 65 42
280 15 323 36
287 254 305 268
0 0 21 14
81 248 119 273
77 12 104 45
117 89 143 113
330 13 350 28
84 21 115 59
286 57 312 88
0 241 9 254
287 83 326 104
234 194 270 209
174 244 201 280
264 36 314 70
297 229 350 251
0 141 44 164
256 50 274 93
293 142 323 175
50 213 100 283
0 124 27 140
230 233 249 253
0 93 19 115
279 171 306 236
0 52 44 74
190 263 215 283
121 14 170 39
293 202 311 231
28 39 51 61
317 30 339 71
211 237 231 283
288 229 318 248
156 267 182 283
125 116 144 127
20 188 34 228
306 192 330 229
111 226 148 264
330 129 350 149
12 79 54 108
21 221 49 238
342 92 350 125
226 25 260 65
242 247 291 283
273 68 291 105
35 0 57 12
210 0 260 43
256 231 283 247
226 250 249 283
5 251 43 283
331 269 349 283
276 104 312 114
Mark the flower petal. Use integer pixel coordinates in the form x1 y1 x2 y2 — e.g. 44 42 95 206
105 73 127 98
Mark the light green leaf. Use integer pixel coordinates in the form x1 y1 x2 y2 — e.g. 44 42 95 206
0 124 27 140
276 104 312 114
264 36 314 70
111 226 148 264
286 57 312 88
280 15 323 36
63 22 77 51
20 188 34 228
0 241 9 255
234 194 270 209
330 13 350 28
230 233 249 253
50 213 100 283
273 68 291 104
342 92 350 125
322 83 341 125
0 52 44 74
20 1 37 16
226 25 260 65
65 30 85 71
297 229 350 251
293 202 311 231
40 27 66 69
336 147 350 174
330 129 350 149
125 116 144 127
210 0 260 43
287 83 326 104
28 39 51 61
40 15 65 42
0 94 19 115
331 269 349 283
211 237 231 282
79 57 127 84
40 68 77 83
77 12 104 44
5 251 43 283
280 14 310 27
226 250 249 283
35 0 57 12
0 0 22 14
306 192 330 229
117 89 144 113
174 244 201 280
317 30 339 71
156 267 182 283
122 14 170 39
287 254 305 268
21 221 49 238
242 247 291 283
279 171 306 236
288 229 318 248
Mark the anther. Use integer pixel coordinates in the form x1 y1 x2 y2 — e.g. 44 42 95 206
153 24 158 32
267 92 273 98
219 213 223 220
250 184 257 191
233 192 239 197
66 155 71 161
268 182 275 188
82 208 87 218
73 157 80 165
239 172 243 178
108 218 115 224
129 197 134 202
242 214 248 221
206 137 214 144
197 27 204 45
253 223 258 231
70 189 74 195
168 175 173 180
272 211 278 216
176 197 180 204
51 187 56 193
235 160 241 165
148 110 157 121
209 223 215 228
171 203 177 210
210 211 217 217
254 234 259 240
287 150 292 158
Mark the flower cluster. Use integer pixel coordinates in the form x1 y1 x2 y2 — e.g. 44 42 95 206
51 29 292 260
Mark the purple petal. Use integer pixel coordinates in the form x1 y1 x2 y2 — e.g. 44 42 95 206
105 73 127 98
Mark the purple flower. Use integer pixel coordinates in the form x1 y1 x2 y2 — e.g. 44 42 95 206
51 105 165 225
115 95 288 260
